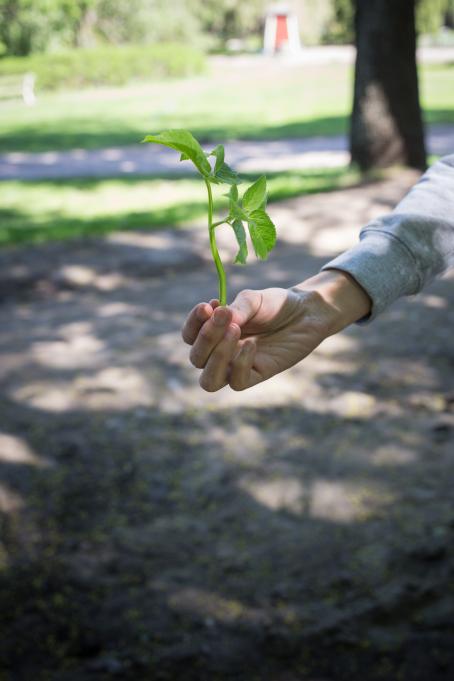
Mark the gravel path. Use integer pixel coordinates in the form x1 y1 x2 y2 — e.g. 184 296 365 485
1 125 453 180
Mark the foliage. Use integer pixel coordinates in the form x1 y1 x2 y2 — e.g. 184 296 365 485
0 0 268 57
417 0 453 35
143 130 277 304
0 43 206 90
322 0 354 44
92 0 202 48
189 0 267 43
0 0 204 56
2 0 454 57
0 0 79 56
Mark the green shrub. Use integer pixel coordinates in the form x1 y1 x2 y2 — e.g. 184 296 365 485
0 43 206 91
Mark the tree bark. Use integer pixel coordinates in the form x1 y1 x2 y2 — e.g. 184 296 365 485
350 0 427 171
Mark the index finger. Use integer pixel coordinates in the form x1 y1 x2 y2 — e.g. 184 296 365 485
182 302 214 345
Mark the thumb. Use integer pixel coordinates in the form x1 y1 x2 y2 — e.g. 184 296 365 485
228 289 263 327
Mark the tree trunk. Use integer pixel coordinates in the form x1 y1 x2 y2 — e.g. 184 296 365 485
350 0 427 171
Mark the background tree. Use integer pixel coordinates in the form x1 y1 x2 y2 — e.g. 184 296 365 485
350 0 427 171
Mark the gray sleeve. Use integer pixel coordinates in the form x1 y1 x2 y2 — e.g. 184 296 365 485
321 154 454 321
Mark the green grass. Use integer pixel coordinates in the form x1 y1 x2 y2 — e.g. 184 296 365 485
0 58 451 248
1 60 452 154
0 168 361 246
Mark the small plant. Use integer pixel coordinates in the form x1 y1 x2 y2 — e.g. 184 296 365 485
142 129 277 305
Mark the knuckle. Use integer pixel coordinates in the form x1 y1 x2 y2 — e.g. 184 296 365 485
213 342 231 361
199 324 214 342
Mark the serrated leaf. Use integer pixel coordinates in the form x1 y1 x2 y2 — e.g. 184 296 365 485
207 146 240 186
242 176 267 213
143 129 211 177
228 185 247 220
215 161 240 185
231 219 248 265
229 198 247 221
247 209 277 260
229 185 238 202
208 145 225 174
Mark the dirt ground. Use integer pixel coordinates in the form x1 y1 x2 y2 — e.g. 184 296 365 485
1 174 453 681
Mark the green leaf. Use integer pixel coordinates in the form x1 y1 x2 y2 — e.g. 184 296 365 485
247 209 277 260
229 185 238 202
231 219 248 265
242 176 267 213
209 145 225 174
208 145 240 186
215 162 240 185
228 184 247 220
143 129 211 177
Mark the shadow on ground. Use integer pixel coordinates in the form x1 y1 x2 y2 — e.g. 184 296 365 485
0 177 453 681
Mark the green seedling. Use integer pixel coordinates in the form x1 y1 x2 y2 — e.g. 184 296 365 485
142 129 277 305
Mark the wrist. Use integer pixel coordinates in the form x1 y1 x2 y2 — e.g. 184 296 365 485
291 269 372 335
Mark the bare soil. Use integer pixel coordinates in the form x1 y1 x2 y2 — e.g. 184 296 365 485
1 175 453 680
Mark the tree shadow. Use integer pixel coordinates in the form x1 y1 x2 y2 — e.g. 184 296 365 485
1 107 452 156
0 179 453 679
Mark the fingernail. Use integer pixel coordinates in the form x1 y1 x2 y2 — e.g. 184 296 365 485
213 309 229 327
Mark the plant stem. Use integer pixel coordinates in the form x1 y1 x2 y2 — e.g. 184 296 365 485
205 179 227 305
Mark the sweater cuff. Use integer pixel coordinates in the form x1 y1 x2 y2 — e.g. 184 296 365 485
320 231 421 323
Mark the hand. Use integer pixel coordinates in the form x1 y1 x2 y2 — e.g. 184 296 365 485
182 271 371 392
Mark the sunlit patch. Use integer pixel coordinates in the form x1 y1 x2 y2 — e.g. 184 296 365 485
32 334 105 369
97 302 143 317
212 424 266 466
0 432 51 467
326 390 376 419
11 383 76 412
168 587 268 626
314 332 358 356
58 265 126 291
371 445 417 466
412 293 447 309
77 367 154 409
59 264 95 286
309 480 360 523
306 223 362 257
237 150 349 173
238 476 304 513
11 366 154 412
0 483 25 513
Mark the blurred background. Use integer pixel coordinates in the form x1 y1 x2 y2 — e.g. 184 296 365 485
1 1 454 680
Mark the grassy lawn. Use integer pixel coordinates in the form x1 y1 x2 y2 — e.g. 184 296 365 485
0 60 453 154
0 58 451 248
0 168 362 246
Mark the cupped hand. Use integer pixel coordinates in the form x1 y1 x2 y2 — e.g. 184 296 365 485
181 285 339 392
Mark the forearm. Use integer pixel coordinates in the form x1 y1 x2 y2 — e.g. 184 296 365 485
321 154 454 321
292 270 372 335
